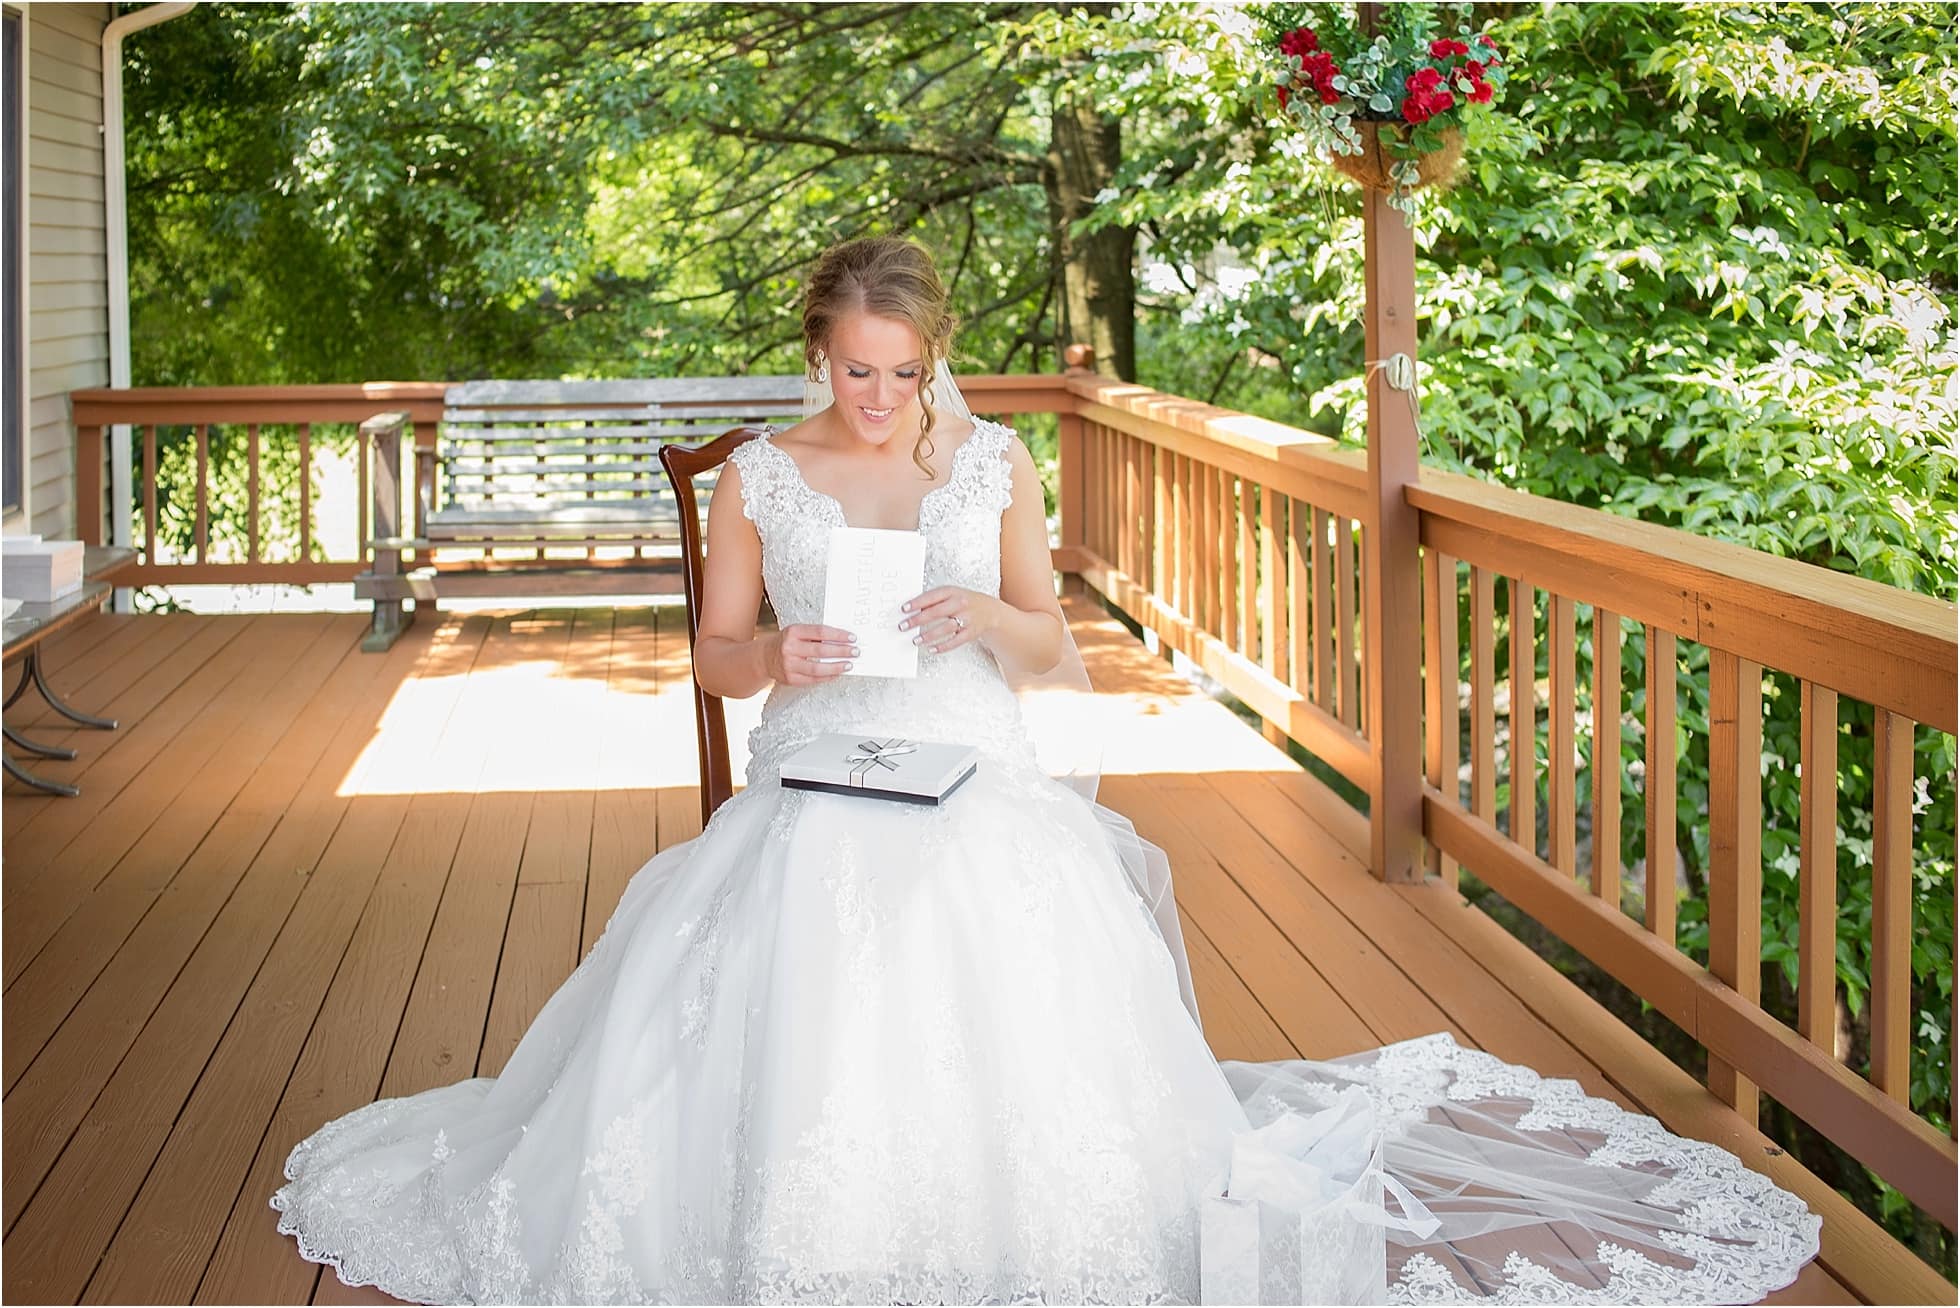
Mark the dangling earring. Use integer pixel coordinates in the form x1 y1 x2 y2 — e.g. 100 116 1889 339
816 354 829 385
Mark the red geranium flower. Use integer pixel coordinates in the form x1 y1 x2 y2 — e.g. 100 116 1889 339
1467 79 1492 104
1428 38 1469 59
1477 33 1501 59
1402 85 1455 123
1277 83 1291 110
1406 66 1444 94
1279 26 1318 58
1300 49 1341 103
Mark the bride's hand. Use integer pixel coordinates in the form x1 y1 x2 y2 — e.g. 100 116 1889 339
764 624 859 686
898 588 998 655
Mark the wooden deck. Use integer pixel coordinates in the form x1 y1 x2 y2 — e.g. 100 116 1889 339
0 600 1942 1305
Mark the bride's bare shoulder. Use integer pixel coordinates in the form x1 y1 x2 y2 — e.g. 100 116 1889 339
765 415 823 451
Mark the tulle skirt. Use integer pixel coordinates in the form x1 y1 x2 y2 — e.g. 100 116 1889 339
270 756 1819 1304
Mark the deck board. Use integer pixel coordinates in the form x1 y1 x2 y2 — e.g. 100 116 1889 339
2 614 255 856
0 618 442 1244
0 600 1930 1304
3 614 363 1089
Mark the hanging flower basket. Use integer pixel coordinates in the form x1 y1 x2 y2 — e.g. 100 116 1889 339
1264 3 1513 212
1328 123 1465 193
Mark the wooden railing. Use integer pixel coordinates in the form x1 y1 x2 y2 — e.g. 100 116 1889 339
67 367 1959 1231
69 377 1073 587
69 384 449 586
1057 367 1958 1231
1411 471 1956 1226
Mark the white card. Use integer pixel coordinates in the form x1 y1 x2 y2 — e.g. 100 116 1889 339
821 526 924 679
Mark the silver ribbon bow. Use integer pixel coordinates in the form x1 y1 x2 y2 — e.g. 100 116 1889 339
844 737 919 785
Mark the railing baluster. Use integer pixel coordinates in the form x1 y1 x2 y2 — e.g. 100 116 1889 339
1289 495 1310 696
1550 594 1577 875
1113 429 1128 572
1312 507 1332 711
1223 473 1240 651
1113 427 1128 564
1798 680 1839 1049
1124 433 1141 587
1057 399 1084 564
1239 476 1256 659
1592 608 1623 907
1262 484 1283 680
1646 627 1679 947
1173 453 1189 622
298 422 313 564
1871 708 1915 1104
1337 515 1358 729
142 425 158 565
1708 648 1764 1126
1177 451 1193 624
248 423 262 564
194 424 210 565
1471 566 1497 835
1510 577 1537 854
1425 549 1462 885
1199 464 1212 636
1149 442 1165 598
1083 423 1099 561
1199 463 1216 637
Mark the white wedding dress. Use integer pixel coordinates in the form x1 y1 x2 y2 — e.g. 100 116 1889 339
272 419 1822 1305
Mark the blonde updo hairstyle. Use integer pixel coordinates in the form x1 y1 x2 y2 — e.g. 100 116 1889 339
802 236 959 481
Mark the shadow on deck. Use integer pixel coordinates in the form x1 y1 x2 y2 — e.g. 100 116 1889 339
0 600 1932 1303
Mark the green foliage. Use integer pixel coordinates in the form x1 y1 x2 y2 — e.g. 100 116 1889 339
126 3 1066 385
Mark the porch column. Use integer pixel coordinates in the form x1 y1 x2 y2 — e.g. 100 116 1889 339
1362 188 1425 884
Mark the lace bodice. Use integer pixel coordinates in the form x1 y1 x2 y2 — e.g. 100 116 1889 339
721 420 1044 787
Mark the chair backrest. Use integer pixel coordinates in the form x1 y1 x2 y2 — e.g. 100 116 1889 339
659 424 771 829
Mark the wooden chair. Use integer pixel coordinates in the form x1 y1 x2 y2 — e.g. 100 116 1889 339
660 425 773 829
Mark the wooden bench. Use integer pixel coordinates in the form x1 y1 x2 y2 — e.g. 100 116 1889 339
354 377 804 651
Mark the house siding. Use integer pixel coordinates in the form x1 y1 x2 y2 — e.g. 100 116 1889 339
21 1 109 540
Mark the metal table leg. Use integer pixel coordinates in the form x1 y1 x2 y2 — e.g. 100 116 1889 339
3 722 77 759
26 648 117 729
3 645 116 797
4 751 79 797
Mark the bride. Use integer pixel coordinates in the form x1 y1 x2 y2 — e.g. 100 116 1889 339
271 237 1820 1305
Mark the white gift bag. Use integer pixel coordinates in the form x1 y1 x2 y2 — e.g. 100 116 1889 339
1202 1087 1438 1305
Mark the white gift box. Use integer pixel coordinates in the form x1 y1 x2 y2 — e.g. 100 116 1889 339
2 537 85 602
778 732 979 806
1201 1088 1435 1304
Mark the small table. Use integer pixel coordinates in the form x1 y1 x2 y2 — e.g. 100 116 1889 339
3 546 138 796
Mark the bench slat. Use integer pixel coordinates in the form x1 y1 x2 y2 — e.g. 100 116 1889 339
440 421 778 440
445 376 803 407
440 442 724 461
430 503 671 524
445 476 675 494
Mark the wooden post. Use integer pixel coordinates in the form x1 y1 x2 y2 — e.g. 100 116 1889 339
1361 187 1425 883
362 412 414 653
1058 344 1094 601
74 424 105 545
